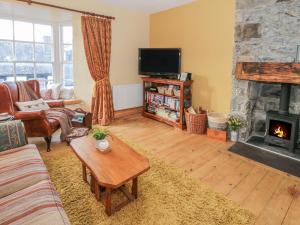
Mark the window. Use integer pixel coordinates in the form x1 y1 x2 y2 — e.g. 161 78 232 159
61 26 73 87
0 18 73 88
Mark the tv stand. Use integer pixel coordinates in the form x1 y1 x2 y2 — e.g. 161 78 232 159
149 75 178 80
141 77 193 129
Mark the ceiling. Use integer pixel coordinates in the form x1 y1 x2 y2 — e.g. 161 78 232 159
100 0 196 13
0 1 72 22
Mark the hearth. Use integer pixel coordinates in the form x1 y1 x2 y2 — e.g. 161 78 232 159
264 84 299 152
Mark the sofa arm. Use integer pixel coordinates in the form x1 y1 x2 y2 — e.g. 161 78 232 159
45 100 64 108
14 111 46 121
0 120 27 152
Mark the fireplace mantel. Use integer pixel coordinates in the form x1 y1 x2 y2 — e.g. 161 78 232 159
236 62 300 84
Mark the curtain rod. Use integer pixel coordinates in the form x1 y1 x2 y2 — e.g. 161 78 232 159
16 0 115 20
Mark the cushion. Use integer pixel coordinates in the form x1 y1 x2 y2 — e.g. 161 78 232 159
16 98 50 111
0 180 70 225
0 144 49 198
59 87 75 100
49 83 62 100
0 120 27 152
43 89 53 100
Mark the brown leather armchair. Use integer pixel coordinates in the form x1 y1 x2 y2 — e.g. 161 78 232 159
0 80 64 152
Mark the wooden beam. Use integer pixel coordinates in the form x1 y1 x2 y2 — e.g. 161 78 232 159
236 62 300 84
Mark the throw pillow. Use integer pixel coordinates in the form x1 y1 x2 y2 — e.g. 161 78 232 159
59 87 75 100
0 120 27 152
43 89 53 100
40 88 53 100
49 83 62 100
40 88 46 98
16 99 50 111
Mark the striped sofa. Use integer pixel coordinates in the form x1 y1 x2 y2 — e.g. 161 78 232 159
0 121 70 225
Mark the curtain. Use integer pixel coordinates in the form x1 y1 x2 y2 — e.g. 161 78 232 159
81 15 114 125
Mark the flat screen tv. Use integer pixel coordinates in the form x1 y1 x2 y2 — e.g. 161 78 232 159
139 48 181 76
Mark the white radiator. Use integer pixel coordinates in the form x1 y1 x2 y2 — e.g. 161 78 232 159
113 83 143 110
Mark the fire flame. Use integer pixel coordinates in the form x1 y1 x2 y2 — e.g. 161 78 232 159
274 126 285 138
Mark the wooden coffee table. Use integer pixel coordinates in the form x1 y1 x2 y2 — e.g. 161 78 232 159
70 135 150 216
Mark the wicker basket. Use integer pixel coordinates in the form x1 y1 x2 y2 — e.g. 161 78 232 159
157 86 165 94
173 89 180 97
207 112 228 130
185 109 207 134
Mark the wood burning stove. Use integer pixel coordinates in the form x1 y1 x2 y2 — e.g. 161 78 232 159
265 84 299 152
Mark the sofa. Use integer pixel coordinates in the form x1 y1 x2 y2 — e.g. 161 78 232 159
0 120 70 225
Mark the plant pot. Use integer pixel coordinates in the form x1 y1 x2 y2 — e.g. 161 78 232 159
230 130 239 142
96 138 110 152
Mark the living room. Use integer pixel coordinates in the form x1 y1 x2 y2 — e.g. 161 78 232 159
0 0 299 224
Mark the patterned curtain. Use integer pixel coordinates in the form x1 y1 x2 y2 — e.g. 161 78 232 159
81 15 114 125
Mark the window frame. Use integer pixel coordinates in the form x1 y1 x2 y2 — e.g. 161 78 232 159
60 23 73 87
0 16 73 88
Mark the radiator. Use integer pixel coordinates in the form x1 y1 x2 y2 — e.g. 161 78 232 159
112 83 143 110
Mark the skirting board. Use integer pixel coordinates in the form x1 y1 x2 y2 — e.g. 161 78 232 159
115 107 143 118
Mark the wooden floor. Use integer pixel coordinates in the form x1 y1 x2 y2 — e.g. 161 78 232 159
109 114 300 225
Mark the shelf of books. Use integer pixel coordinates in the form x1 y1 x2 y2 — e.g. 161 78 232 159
141 77 193 129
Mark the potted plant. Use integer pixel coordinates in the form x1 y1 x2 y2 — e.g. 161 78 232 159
92 128 110 151
227 115 244 142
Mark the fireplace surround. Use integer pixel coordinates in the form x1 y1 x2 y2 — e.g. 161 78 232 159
231 0 300 159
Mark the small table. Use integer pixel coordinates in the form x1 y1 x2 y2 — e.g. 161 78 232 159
70 135 150 216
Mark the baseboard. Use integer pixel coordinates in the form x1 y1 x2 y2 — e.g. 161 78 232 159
114 107 143 118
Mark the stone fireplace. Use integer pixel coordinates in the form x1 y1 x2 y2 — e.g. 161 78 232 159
231 0 300 153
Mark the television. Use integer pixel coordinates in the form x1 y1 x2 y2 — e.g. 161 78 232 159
138 48 181 76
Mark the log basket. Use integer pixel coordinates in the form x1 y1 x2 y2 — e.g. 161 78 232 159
185 107 207 134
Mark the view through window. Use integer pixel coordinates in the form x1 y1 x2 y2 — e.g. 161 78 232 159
0 18 73 88
61 26 73 87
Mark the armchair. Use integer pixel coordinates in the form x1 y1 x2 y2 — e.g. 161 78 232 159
0 80 64 151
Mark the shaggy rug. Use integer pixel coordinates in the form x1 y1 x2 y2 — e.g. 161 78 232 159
40 136 255 225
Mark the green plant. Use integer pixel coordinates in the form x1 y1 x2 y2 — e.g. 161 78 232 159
92 128 109 140
227 115 245 131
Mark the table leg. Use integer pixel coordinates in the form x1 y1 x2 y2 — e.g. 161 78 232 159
95 181 100 201
105 188 112 216
90 175 95 193
132 177 138 199
82 164 87 183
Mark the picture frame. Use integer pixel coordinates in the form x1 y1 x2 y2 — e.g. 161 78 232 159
180 72 188 81
179 72 192 81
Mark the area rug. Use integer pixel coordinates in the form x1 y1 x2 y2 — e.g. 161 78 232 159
40 136 255 225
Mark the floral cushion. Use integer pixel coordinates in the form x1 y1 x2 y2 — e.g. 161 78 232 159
15 98 50 111
0 120 27 152
44 89 53 100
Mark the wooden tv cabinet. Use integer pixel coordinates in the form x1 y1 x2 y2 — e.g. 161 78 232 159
141 77 193 129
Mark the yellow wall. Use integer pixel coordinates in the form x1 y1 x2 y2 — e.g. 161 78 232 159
1 0 149 107
150 0 235 113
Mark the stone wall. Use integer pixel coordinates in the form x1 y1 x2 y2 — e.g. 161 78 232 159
231 0 300 141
